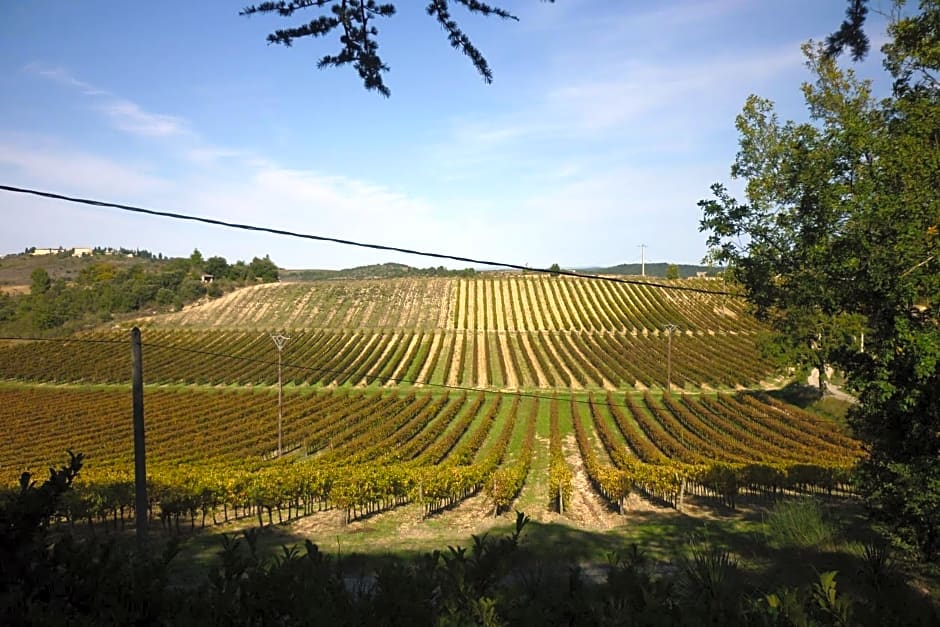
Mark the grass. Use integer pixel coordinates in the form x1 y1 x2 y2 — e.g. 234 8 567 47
88 490 939 624
762 497 836 550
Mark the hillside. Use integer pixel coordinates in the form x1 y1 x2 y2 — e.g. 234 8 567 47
0 270 860 564
583 262 718 277
0 249 164 291
0 274 772 390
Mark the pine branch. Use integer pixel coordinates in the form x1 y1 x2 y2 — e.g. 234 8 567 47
825 0 870 61
241 0 519 95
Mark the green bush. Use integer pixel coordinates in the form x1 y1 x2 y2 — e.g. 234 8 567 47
764 498 836 550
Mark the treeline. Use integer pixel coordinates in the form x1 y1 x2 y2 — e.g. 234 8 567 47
281 262 480 281
0 249 279 333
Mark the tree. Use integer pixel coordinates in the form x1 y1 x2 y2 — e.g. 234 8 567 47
204 255 230 279
699 3 940 559
189 248 204 272
665 264 679 280
249 255 280 282
548 262 561 276
239 1 548 96
29 268 51 296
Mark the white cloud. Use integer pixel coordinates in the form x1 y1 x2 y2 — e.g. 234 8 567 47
24 63 109 96
98 100 188 138
27 64 188 139
0 135 168 196
545 47 800 134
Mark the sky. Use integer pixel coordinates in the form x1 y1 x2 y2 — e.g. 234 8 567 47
0 1 894 270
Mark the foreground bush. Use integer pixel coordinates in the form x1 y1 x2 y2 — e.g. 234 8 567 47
2 456 937 625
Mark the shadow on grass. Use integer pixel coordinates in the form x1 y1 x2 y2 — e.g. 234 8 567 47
161 498 939 624
765 382 823 408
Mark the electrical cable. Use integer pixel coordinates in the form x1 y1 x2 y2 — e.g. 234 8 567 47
0 184 738 296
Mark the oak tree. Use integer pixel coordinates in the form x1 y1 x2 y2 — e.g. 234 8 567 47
699 2 940 559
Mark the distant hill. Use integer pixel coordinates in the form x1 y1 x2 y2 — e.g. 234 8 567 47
280 263 478 281
581 262 720 278
0 249 164 290
281 261 721 281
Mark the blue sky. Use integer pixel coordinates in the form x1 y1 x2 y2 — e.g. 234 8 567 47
0 1 892 270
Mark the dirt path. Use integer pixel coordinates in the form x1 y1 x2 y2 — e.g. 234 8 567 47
476 331 488 388
807 368 857 403
559 434 622 530
385 332 421 387
496 332 519 389
414 332 442 387
289 492 514 552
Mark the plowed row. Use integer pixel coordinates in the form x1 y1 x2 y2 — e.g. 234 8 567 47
150 275 755 334
0 328 773 390
0 385 859 530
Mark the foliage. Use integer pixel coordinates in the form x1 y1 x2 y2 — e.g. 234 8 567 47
699 2 940 559
0 250 279 334
763 498 836 550
4 453 937 624
666 264 679 280
240 1 529 96
28 268 50 296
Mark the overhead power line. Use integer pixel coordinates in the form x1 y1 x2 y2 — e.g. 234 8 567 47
0 184 738 297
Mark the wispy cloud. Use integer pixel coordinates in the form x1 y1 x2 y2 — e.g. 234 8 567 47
429 40 803 186
546 43 803 135
27 64 188 139
97 100 187 137
24 63 110 96
0 134 168 195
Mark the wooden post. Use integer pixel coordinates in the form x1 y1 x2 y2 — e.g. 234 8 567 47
131 327 148 551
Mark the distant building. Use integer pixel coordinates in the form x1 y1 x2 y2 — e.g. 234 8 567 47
72 247 93 257
31 247 64 256
696 271 707 278
201 274 214 283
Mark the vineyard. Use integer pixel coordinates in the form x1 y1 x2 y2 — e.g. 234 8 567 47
0 383 859 531
0 275 774 390
0 274 860 535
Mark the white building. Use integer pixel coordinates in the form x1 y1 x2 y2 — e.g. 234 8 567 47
31 247 64 256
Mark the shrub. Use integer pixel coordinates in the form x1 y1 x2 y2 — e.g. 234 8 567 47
764 498 836 550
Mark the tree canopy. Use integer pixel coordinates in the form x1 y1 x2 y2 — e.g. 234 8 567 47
699 1 940 559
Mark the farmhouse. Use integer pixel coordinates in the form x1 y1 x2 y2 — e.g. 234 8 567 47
30 247 64 256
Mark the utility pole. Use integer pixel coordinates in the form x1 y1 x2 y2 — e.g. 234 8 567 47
664 323 678 391
639 244 647 277
270 332 290 457
130 327 148 551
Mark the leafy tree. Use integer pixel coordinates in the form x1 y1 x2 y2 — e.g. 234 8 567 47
666 264 679 280
548 262 561 276
29 268 50 296
227 260 250 281
204 255 229 278
0 292 14 322
189 248 204 272
248 255 279 282
699 3 940 559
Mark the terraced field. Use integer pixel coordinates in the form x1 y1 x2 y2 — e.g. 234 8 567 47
0 274 858 533
0 275 772 390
